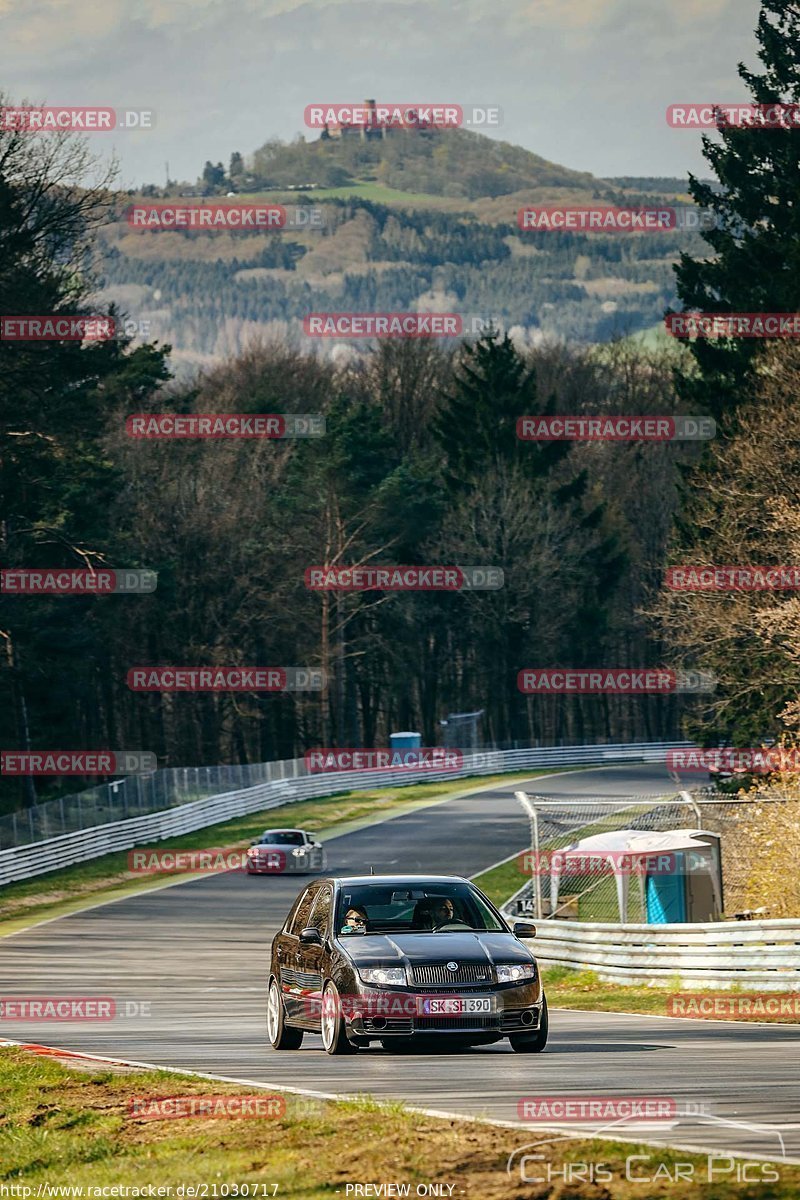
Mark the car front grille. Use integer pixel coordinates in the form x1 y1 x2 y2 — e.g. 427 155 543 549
411 963 492 986
414 1015 498 1031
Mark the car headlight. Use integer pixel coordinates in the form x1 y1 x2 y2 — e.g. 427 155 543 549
291 847 307 857
357 966 407 986
496 962 536 984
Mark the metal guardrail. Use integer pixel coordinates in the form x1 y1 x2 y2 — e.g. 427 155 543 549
0 759 302 850
0 741 693 886
0 741 690 851
512 917 800 991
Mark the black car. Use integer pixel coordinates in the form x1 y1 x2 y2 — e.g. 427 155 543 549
266 874 547 1054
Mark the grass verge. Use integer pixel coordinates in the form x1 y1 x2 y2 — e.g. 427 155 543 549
0 771 562 935
470 855 523 910
540 966 800 1023
1 1044 795 1196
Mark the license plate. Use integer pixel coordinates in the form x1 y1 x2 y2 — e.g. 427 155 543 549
417 995 495 1015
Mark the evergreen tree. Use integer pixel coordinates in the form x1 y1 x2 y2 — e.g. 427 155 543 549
0 112 171 809
432 330 566 491
673 0 800 421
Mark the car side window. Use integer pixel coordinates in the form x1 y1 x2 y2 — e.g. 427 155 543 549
308 886 332 936
286 887 317 935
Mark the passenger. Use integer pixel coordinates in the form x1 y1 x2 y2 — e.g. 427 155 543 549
432 897 455 927
341 905 368 934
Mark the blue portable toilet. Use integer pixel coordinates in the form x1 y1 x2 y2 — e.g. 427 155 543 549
390 731 422 749
646 862 688 923
644 832 723 924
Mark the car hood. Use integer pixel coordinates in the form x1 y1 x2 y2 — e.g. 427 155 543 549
338 931 534 965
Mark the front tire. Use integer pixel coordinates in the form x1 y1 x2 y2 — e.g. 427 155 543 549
510 995 548 1053
320 980 357 1055
267 977 303 1050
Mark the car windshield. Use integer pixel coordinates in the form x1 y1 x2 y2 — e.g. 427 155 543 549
262 831 305 845
336 882 506 935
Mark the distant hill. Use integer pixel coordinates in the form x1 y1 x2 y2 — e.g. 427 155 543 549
245 128 603 201
106 134 708 371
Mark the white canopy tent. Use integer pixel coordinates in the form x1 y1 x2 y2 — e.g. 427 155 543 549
547 828 722 922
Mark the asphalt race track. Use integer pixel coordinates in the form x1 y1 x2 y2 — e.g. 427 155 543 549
1 764 799 1163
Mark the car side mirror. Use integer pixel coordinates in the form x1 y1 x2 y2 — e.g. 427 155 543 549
513 921 536 938
299 926 323 945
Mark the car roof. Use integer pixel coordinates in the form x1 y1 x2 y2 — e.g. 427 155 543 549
262 828 305 835
324 874 468 887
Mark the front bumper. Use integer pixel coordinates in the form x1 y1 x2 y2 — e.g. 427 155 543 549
247 848 326 873
345 983 543 1039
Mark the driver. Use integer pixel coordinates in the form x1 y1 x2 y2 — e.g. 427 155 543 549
432 897 455 927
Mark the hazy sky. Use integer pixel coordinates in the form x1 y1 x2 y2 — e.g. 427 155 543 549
1 0 763 187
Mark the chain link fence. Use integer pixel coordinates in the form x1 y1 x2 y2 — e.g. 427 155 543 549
0 740 693 851
0 759 301 851
508 790 795 922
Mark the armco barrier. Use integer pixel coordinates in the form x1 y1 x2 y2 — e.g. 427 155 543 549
0 741 692 885
513 918 800 991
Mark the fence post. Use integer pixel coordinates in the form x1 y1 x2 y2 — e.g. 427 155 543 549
515 791 542 920
680 789 702 827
